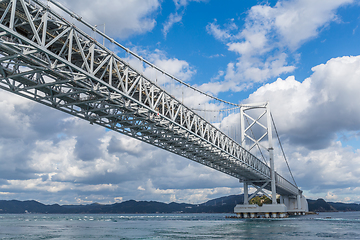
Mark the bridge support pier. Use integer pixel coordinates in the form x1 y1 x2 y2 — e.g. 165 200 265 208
234 195 308 218
235 182 308 218
279 194 308 215
234 203 288 218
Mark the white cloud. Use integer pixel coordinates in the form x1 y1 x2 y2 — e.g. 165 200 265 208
247 55 360 149
163 12 184 38
197 79 248 96
51 0 161 39
281 141 360 202
274 0 353 49
125 48 195 85
137 186 145 191
206 21 233 42
173 0 209 10
207 0 354 86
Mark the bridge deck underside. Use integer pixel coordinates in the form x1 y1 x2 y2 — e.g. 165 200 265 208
0 0 300 197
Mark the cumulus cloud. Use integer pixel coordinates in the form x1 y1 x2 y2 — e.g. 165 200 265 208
207 0 354 86
247 55 360 149
50 0 161 39
273 140 360 203
241 55 360 202
274 0 353 49
150 51 196 82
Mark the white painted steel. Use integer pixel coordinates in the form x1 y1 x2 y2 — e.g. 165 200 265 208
266 103 277 204
0 0 301 197
243 181 249 204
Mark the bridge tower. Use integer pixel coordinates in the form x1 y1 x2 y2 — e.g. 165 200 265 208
234 102 308 218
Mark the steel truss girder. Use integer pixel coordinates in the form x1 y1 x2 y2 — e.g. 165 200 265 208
0 0 300 196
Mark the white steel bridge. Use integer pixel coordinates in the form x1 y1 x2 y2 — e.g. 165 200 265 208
0 0 307 216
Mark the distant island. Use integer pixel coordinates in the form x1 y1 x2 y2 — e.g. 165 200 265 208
0 195 359 214
307 198 360 212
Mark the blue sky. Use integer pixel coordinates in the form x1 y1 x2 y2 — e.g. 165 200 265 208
1 0 360 205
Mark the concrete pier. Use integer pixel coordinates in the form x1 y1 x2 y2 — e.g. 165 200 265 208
234 204 288 218
234 194 308 218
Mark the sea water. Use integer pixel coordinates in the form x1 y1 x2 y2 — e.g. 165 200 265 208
0 212 359 239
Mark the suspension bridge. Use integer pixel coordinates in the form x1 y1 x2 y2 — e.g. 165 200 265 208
0 0 308 217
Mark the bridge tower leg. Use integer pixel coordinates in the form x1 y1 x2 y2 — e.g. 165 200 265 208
266 103 277 205
243 181 249 205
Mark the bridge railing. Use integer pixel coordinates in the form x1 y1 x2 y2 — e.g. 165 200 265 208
276 173 300 195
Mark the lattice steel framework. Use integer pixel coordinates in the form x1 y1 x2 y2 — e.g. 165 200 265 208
241 102 277 204
0 0 300 196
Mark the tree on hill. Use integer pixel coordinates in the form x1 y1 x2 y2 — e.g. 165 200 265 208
249 195 272 206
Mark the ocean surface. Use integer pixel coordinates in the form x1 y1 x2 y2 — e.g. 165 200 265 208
0 212 359 239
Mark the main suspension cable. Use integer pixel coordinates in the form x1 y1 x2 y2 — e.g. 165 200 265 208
271 113 298 187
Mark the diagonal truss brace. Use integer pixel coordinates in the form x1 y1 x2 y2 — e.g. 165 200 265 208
248 181 272 202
